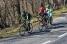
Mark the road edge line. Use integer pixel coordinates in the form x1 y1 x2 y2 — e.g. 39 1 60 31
58 32 67 38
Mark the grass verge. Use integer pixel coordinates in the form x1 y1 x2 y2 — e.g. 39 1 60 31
53 7 67 18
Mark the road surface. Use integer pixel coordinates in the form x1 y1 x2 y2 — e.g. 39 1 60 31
0 14 67 44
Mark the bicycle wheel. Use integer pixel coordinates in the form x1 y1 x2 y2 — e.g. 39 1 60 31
48 16 52 25
39 23 44 32
37 16 45 32
38 17 44 32
39 16 48 32
19 24 26 36
44 18 51 32
27 23 33 33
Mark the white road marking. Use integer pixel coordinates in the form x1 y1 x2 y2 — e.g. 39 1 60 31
42 40 52 44
59 33 67 38
42 32 67 44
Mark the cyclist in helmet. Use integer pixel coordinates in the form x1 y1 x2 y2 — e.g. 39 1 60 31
38 3 46 16
46 5 53 25
38 3 48 26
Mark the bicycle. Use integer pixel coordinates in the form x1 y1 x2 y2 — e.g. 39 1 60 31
37 14 48 32
19 18 33 36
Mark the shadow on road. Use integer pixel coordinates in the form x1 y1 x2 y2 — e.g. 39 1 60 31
48 23 67 29
22 22 67 37
52 23 67 26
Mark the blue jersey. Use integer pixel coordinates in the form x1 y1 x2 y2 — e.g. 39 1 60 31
46 8 53 17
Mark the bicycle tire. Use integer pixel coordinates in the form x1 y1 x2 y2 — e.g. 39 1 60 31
39 16 48 32
27 23 33 33
19 24 26 36
48 16 53 24
38 17 43 32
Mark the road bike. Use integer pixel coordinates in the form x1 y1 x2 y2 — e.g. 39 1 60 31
19 19 33 36
37 15 49 32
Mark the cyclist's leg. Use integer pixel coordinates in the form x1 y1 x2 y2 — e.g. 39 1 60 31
28 20 31 31
27 21 33 34
43 13 49 29
49 16 53 25
44 14 48 25
39 14 44 26
45 16 48 27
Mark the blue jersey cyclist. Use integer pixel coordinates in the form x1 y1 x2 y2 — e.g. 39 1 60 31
46 5 53 25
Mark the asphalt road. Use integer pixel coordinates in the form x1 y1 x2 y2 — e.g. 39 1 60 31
0 14 67 44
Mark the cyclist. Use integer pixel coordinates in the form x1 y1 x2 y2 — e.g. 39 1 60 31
22 11 32 31
46 5 53 25
38 3 48 25
38 3 46 16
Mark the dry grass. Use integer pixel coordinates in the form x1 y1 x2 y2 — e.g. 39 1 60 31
53 7 67 18
0 25 20 38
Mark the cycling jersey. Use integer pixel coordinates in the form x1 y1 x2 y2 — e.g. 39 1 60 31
46 8 53 17
38 6 46 15
22 11 32 21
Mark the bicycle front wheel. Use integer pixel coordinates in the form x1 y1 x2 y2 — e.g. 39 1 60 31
27 23 33 33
